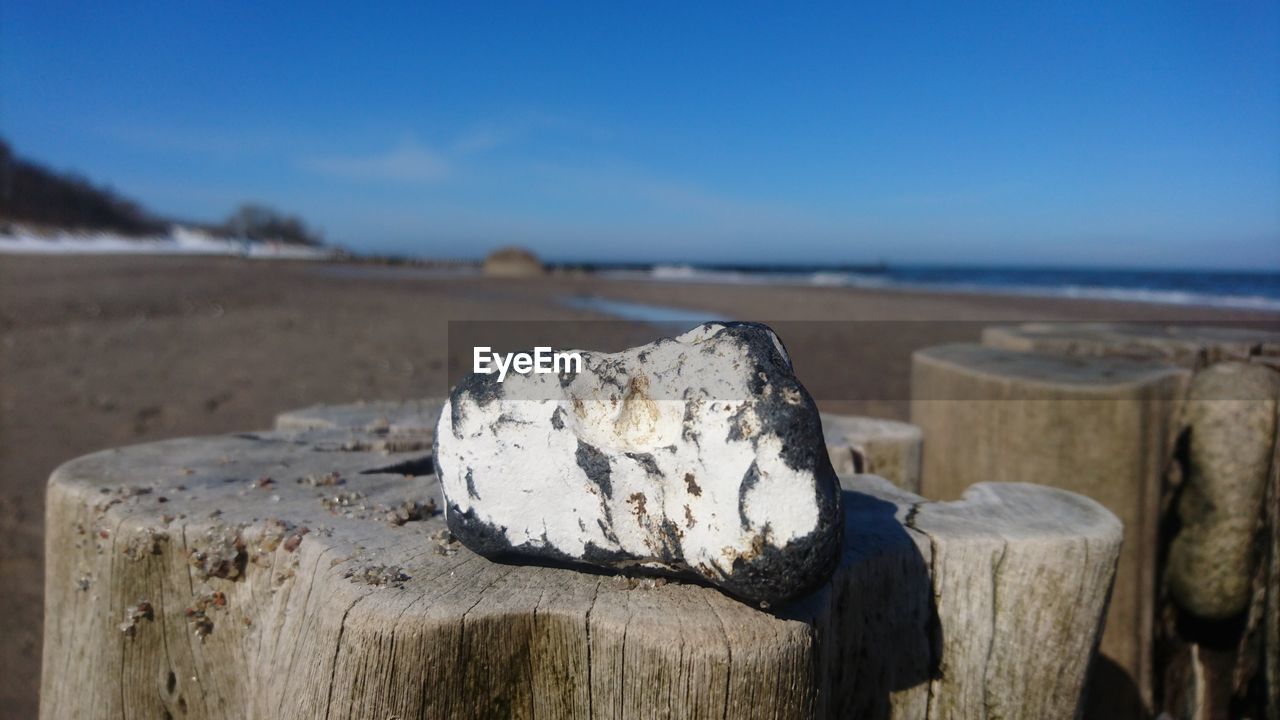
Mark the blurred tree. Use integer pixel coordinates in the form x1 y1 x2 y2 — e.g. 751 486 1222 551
224 203 323 246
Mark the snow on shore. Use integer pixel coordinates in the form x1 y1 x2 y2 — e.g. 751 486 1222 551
0 225 334 260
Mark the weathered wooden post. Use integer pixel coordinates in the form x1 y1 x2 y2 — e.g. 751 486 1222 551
43 413 1120 719
914 323 1280 719
912 342 1187 716
820 413 923 492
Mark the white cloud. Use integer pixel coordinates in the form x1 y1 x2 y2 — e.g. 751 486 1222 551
304 138 449 182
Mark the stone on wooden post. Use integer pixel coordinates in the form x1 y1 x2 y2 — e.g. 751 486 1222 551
911 343 1189 715
42 419 1121 719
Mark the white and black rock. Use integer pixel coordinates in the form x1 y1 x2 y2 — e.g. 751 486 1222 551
433 322 842 606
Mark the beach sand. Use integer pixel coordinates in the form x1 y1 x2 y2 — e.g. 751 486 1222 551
2 254 1275 714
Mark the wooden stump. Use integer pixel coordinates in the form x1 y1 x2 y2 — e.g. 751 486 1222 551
43 420 1120 719
911 343 1189 715
976 323 1280 719
820 413 923 492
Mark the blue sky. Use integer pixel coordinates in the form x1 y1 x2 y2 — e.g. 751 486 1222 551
3 2 1278 268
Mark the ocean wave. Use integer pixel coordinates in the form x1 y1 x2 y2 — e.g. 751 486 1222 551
626 264 1280 312
1048 284 1280 311
648 264 758 283
869 280 1280 312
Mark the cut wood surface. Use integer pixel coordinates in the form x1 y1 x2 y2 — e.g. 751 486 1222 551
43 417 1121 719
274 397 444 435
982 322 1280 369
911 343 1189 716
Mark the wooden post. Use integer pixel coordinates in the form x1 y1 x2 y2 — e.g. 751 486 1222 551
820 413 923 492
974 322 1280 719
43 418 1120 719
911 343 1189 716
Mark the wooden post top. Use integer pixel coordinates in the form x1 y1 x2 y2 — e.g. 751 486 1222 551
43 412 1121 719
914 342 1190 396
982 322 1280 368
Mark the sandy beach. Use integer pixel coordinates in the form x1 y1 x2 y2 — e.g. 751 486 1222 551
2 254 1276 714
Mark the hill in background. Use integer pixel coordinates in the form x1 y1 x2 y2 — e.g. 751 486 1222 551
0 138 323 247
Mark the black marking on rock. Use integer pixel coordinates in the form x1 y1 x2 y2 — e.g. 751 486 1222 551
460 366 505 405
582 540 630 566
656 518 684 562
625 452 661 477
445 502 513 558
465 468 480 500
684 473 702 496
595 518 619 545
717 323 823 475
719 514 841 608
738 462 761 530
493 413 532 428
449 371 505 440
575 440 613 498
550 406 566 430
681 402 701 445
726 404 755 444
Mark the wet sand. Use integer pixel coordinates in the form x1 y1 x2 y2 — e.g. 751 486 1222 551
2 254 1275 714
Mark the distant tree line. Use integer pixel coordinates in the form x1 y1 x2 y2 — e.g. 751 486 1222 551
0 138 323 246
223 204 323 247
0 138 166 235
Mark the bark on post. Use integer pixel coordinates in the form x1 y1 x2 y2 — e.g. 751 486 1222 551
43 420 1120 719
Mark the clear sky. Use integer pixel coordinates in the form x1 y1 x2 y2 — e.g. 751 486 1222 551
3 2 1278 268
